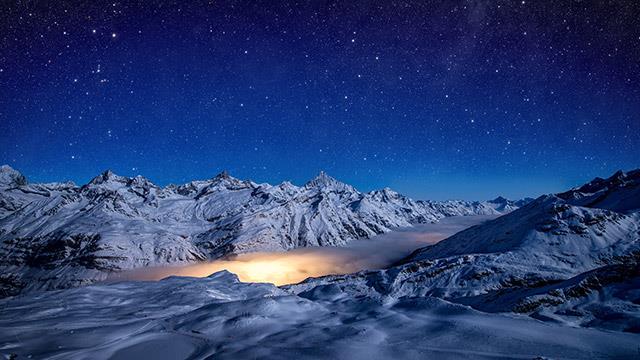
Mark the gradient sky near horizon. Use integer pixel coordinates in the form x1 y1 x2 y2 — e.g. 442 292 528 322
1 1 639 200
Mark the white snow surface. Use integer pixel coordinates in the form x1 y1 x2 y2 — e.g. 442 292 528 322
1 270 638 360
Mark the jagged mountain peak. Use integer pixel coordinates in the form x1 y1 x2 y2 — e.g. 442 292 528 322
556 168 640 213
206 170 251 189
177 171 255 199
88 169 129 185
278 180 295 187
209 170 250 185
368 187 403 201
0 164 16 172
129 174 158 189
490 196 509 203
0 164 28 187
276 180 299 191
380 186 398 194
212 170 231 180
86 170 160 192
485 196 536 212
305 171 355 192
309 170 332 183
564 169 639 194
610 169 625 178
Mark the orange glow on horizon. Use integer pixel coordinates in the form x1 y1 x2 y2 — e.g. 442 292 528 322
110 217 493 286
115 250 365 286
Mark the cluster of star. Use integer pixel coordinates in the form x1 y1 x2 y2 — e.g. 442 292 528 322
1 1 638 199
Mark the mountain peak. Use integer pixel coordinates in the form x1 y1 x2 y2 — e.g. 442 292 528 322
314 170 330 182
277 180 298 191
129 175 158 188
489 196 509 203
210 170 245 185
610 169 625 178
371 187 400 196
0 165 27 187
201 170 249 191
213 170 231 180
305 171 357 193
606 169 630 186
306 171 339 186
89 169 128 185
556 168 640 213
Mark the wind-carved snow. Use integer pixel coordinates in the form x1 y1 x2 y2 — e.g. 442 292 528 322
0 166 523 296
1 270 638 359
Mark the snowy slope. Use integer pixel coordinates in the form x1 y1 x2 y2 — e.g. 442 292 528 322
290 195 638 296
0 166 523 296
1 270 638 360
285 169 640 331
405 195 639 273
454 254 640 332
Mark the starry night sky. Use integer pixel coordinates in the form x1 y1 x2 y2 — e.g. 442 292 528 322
1 1 639 200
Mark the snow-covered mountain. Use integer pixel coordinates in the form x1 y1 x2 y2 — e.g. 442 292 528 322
286 169 640 332
0 168 638 359
484 195 535 213
0 166 523 296
557 169 640 213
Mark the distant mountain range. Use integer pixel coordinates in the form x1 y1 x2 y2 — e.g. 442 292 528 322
0 165 527 296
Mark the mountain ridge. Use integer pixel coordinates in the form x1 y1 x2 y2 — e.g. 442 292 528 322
0 165 526 296
286 168 640 332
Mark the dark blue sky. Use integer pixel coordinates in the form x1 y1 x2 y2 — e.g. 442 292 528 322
1 1 639 200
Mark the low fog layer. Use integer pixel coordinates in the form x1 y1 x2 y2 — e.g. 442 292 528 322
111 215 495 285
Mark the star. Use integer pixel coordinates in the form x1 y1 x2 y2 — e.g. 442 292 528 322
0 1 637 201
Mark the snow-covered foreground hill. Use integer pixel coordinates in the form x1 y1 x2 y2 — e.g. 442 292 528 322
1 271 638 360
0 165 523 296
